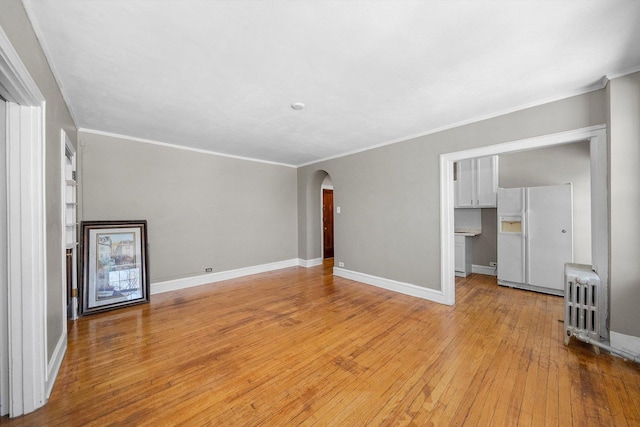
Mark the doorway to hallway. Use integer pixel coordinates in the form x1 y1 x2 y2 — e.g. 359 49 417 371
322 188 334 259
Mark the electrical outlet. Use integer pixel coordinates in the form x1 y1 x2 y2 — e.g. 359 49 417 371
205 267 213 272
489 262 497 267
338 262 344 267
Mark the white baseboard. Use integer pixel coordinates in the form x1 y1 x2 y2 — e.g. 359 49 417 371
472 264 497 276
298 258 323 268
333 267 448 305
45 333 67 398
151 259 299 295
610 331 640 356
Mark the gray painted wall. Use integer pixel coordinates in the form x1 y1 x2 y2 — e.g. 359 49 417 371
0 0 78 361
608 72 640 338
472 209 497 267
298 90 606 291
79 132 298 284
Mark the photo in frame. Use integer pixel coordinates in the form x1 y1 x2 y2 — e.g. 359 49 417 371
81 220 150 315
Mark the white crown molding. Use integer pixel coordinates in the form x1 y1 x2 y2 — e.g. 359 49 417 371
20 1 81 128
78 128 296 168
333 267 449 305
297 83 607 168
604 63 640 83
151 259 299 295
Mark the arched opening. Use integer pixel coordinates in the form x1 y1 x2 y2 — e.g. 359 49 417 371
303 169 335 269
321 174 334 260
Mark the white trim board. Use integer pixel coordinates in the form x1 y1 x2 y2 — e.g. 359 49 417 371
151 259 300 295
440 125 608 308
298 258 323 268
78 128 296 168
1 24 50 418
472 265 497 276
333 267 449 305
610 331 640 357
45 334 66 399
297 86 606 168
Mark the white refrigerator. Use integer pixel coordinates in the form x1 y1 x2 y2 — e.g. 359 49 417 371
497 184 573 296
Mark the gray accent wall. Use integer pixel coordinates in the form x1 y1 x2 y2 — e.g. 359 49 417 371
79 132 298 284
298 90 606 290
0 0 78 361
608 72 640 339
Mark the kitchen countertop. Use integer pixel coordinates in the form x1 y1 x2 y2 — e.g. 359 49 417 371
454 229 481 237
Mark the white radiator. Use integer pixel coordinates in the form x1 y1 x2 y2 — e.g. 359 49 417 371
564 263 600 346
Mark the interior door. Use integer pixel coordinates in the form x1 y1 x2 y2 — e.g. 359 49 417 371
527 184 573 291
322 189 334 259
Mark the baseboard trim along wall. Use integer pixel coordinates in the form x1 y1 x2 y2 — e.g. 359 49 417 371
610 331 640 356
472 264 497 276
298 258 323 268
45 333 67 399
151 259 300 295
333 267 449 305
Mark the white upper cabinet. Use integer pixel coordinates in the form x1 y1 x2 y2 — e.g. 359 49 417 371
455 156 498 208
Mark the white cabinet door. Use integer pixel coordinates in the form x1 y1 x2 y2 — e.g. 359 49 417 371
454 156 497 208
476 156 498 207
455 159 474 208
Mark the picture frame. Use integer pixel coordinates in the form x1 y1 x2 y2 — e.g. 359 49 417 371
80 220 150 315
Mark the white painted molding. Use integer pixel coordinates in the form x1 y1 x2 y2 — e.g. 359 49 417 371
604 63 640 83
0 27 45 105
610 331 640 357
78 128 296 168
298 258 323 268
151 259 299 295
45 334 67 399
333 267 449 305
20 1 81 126
472 265 497 276
440 125 608 308
298 87 606 168
2 22 50 416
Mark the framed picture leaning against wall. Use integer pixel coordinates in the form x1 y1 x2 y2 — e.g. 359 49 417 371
80 220 150 315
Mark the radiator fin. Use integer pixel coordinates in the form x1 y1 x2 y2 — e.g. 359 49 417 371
564 264 600 345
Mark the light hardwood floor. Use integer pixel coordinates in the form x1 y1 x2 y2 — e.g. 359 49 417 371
2 260 639 426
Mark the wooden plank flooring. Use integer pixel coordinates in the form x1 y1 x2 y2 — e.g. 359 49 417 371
2 260 639 426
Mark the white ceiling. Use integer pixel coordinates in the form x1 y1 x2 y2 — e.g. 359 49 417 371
22 0 640 166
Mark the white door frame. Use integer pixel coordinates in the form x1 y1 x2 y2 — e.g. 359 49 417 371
0 26 48 417
440 125 608 339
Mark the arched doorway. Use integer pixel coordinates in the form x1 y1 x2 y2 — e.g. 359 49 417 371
302 169 335 268
321 175 334 259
